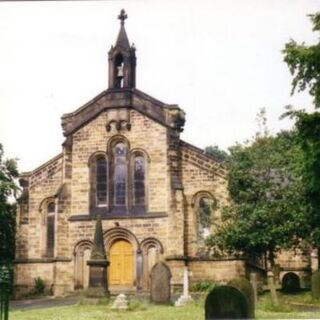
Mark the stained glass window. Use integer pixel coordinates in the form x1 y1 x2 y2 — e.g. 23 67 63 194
133 156 145 206
114 143 127 206
96 158 107 205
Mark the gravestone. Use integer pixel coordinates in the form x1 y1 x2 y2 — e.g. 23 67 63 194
228 277 255 319
111 293 128 310
150 262 171 303
312 269 320 299
249 273 258 305
175 266 193 306
267 271 279 305
282 272 300 293
205 285 249 319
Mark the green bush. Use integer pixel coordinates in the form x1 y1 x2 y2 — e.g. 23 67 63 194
191 281 216 292
32 277 45 296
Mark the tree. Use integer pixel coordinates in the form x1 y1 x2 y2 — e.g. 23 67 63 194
204 145 229 163
283 12 320 246
0 144 19 265
207 130 307 271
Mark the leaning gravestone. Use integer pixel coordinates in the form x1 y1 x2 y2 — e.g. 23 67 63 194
150 262 172 303
312 269 320 299
228 277 255 319
205 285 249 319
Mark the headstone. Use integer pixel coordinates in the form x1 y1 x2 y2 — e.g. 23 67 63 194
312 269 320 299
282 272 300 293
150 262 171 303
267 271 279 305
249 273 258 305
111 293 128 310
228 277 255 319
175 266 193 306
205 285 249 319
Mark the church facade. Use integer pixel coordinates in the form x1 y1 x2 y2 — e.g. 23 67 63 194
14 11 252 297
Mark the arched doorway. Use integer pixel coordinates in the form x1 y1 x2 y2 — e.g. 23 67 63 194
109 239 134 286
74 241 92 290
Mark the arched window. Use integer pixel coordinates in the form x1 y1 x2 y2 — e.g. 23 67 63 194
96 157 107 205
113 142 128 206
46 202 55 257
198 197 214 239
89 154 107 209
133 155 146 206
192 193 216 256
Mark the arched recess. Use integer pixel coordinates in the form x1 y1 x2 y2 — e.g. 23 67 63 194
104 227 140 287
73 240 93 290
39 196 56 258
281 272 301 293
88 151 108 211
140 237 164 290
191 191 217 255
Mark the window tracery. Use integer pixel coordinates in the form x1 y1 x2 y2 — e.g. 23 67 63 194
89 141 148 215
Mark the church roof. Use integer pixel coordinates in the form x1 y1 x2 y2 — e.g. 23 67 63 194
61 88 185 137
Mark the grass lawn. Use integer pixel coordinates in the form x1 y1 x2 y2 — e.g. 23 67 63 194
10 291 320 320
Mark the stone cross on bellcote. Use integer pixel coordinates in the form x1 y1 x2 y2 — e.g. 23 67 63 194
118 9 128 26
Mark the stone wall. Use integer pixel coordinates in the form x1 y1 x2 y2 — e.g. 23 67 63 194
180 143 229 257
189 259 246 284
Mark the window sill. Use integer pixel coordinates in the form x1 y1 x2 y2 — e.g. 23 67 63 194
69 211 168 222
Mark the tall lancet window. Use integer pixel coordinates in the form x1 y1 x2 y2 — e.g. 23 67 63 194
96 157 107 205
113 142 128 206
133 155 146 206
46 202 55 258
115 54 124 88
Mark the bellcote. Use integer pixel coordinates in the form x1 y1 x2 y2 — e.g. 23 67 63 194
108 9 136 90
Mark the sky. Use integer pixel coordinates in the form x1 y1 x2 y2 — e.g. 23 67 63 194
0 0 319 172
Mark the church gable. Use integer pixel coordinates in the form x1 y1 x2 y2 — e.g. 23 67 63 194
69 108 169 217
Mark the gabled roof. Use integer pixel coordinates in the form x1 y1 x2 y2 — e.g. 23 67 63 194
61 88 185 136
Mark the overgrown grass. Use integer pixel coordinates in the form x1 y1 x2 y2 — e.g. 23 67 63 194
10 291 320 320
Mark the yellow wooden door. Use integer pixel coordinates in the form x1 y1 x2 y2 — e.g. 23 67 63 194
109 240 133 285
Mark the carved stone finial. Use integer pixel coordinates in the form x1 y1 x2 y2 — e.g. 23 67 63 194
118 9 128 26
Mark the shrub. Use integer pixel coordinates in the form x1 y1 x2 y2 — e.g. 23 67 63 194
191 281 216 293
32 277 45 296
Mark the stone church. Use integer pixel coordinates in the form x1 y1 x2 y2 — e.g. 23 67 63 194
14 11 310 297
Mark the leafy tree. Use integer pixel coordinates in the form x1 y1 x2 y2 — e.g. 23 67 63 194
283 12 320 246
204 145 229 163
207 130 307 270
0 144 19 265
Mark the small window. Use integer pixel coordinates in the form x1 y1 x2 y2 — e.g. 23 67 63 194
133 155 145 206
46 202 55 257
96 158 107 205
198 197 214 239
113 142 128 206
